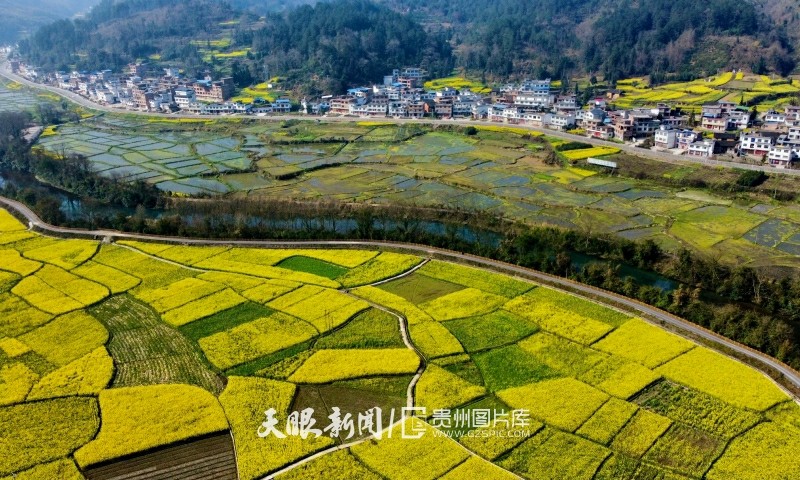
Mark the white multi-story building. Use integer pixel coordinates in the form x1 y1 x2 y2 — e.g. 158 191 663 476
522 112 551 127
271 98 292 113
763 111 787 125
727 111 750 130
586 125 614 140
364 102 388 116
688 140 715 158
173 87 196 107
388 102 407 117
784 105 800 124
547 114 576 130
554 95 578 115
453 99 476 117
512 79 553 109
767 146 795 168
654 127 677 149
660 115 687 129
739 134 772 156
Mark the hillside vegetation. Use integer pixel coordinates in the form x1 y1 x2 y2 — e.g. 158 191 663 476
0 0 97 44
14 0 800 91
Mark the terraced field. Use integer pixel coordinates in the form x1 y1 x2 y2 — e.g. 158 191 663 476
613 72 800 112
0 209 798 479
35 118 800 268
0 78 56 112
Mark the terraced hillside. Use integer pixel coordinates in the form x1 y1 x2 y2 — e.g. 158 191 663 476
610 72 800 113
0 208 798 479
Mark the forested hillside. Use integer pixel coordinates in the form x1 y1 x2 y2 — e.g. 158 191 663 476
228 0 319 13
18 0 239 74
14 0 800 88
0 0 98 44
383 0 795 81
17 0 452 92
242 0 453 92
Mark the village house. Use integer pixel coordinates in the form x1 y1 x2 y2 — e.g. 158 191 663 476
688 139 715 158
654 126 678 149
192 77 234 103
767 146 795 168
740 133 773 157
676 129 700 150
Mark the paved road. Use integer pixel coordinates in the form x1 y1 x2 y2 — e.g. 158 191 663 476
1 194 798 397
2 61 798 177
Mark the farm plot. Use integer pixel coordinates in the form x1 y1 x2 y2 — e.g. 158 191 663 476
443 310 537 352
36 117 253 194
707 422 800 480
26 347 114 400
0 397 99 475
417 261 533 297
199 312 318 370
499 427 610 480
419 287 508 321
0 293 52 337
351 417 470 480
268 287 369 332
561 146 621 160
19 311 108 368
288 349 420 383
415 364 486 412
220 377 334 480
643 424 726 477
593 319 694 368
315 308 405 350
35 118 800 261
497 378 609 432
504 289 616 344
73 384 228 468
670 206 765 250
0 80 45 112
90 295 224 393
635 380 761 438
0 222 798 478
609 409 673 458
474 344 561 391
12 265 109 314
656 347 787 411
576 398 639 445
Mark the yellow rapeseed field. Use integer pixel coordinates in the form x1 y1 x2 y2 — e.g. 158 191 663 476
498 378 609 432
351 418 470 480
656 347 788 411
27 347 114 400
576 398 639 445
162 288 247 326
199 312 318 369
288 348 420 383
74 384 228 468
219 377 333 480
593 318 695 368
415 364 485 412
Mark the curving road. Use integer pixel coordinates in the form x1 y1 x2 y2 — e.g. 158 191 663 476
1 194 798 398
2 61 798 177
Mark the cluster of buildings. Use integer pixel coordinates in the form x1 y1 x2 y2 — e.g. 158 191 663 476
8 58 800 168
10 61 292 115
304 68 486 119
